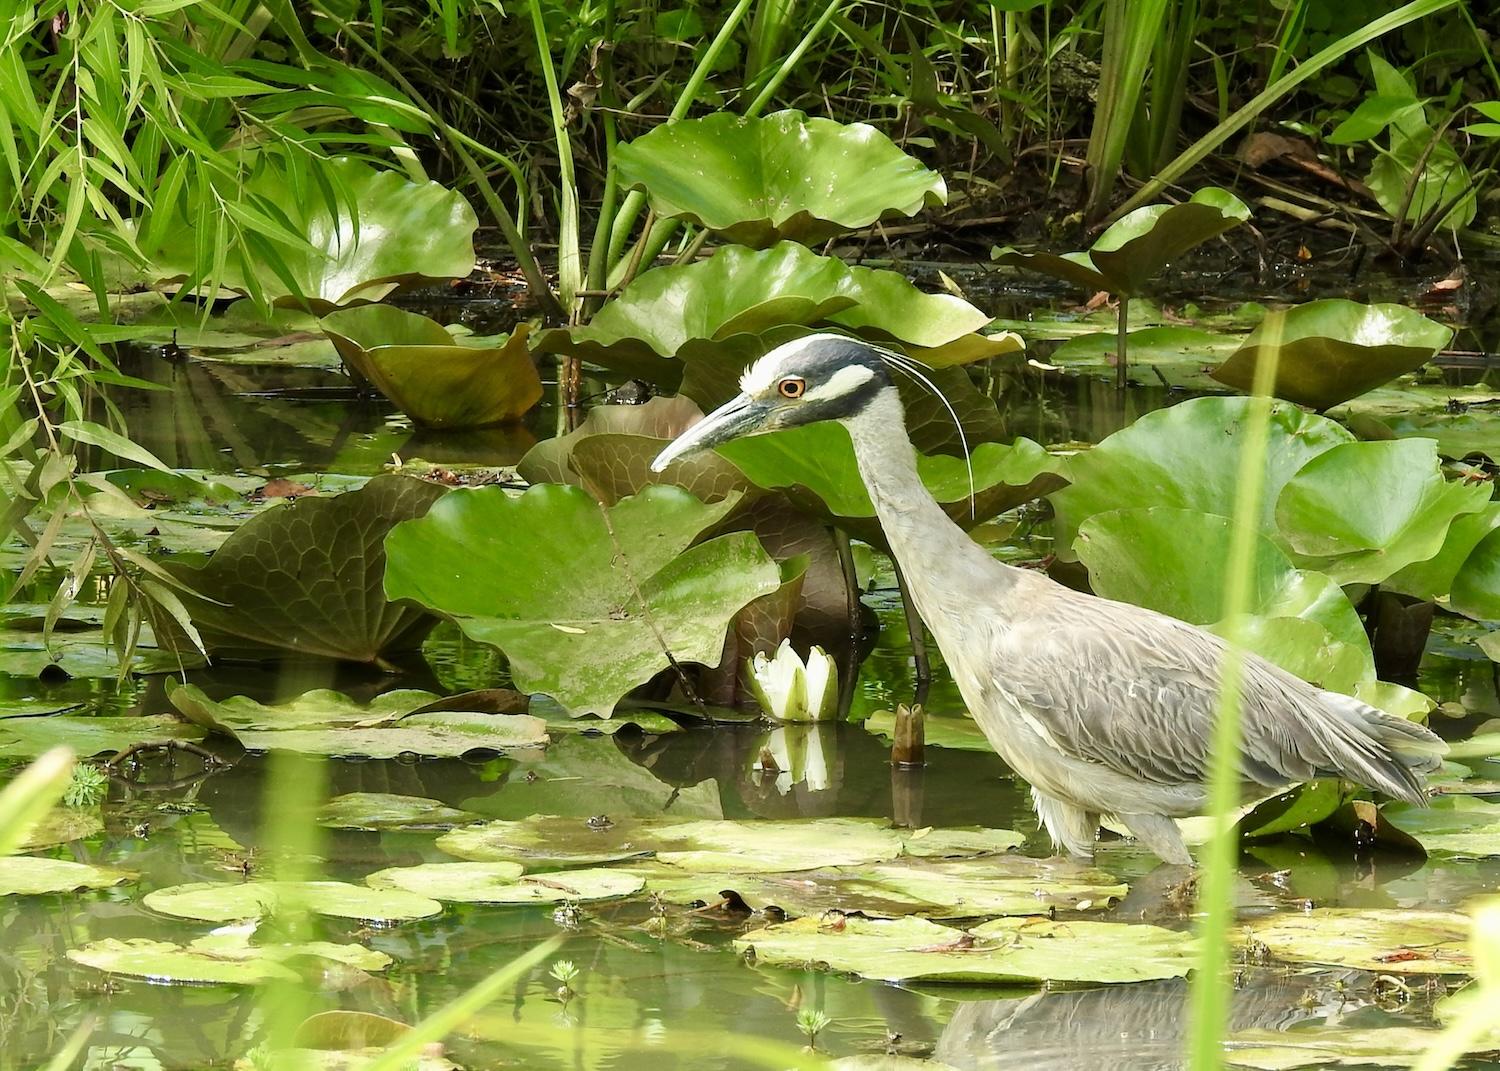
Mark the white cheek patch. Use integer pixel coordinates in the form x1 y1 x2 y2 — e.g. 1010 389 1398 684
738 333 852 397
802 364 876 402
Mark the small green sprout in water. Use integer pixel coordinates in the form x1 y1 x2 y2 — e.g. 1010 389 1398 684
63 763 108 808
796 1008 832 1050
550 959 580 985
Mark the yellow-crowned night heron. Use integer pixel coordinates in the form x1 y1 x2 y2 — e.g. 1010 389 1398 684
651 334 1445 865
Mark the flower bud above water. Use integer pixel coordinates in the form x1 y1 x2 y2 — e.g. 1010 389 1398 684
746 640 837 722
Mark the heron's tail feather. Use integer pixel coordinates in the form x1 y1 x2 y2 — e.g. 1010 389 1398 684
1315 691 1446 806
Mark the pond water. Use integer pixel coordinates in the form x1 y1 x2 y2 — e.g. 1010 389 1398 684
5 258 1500 1070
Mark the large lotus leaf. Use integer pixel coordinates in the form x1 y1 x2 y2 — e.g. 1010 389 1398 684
716 422 1065 540
1382 796 1500 855
318 793 481 830
384 484 780 717
68 933 389 987
1385 503 1500 603
0 857 132 896
1274 440 1491 584
367 862 643 904
1076 507 1374 680
541 243 1018 384
1211 300 1453 410
0 715 204 759
144 880 442 923
995 188 1249 297
1049 396 1354 560
165 475 448 663
1239 909 1471 974
436 815 1021 873
641 856 1118 921
321 306 541 428
1447 526 1500 622
614 110 946 247
149 157 478 311
734 914 1195 984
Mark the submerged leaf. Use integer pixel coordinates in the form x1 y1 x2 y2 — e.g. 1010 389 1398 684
734 914 1196 984
165 475 448 663
384 484 781 717
615 110 946 247
1211 300 1452 410
321 306 541 428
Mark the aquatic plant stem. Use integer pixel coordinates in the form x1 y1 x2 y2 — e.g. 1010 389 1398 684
1115 294 1129 391
893 560 932 706
529 0 582 312
1186 329 1283 1071
745 0 845 117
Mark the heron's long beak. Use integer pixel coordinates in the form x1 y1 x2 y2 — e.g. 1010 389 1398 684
650 393 768 472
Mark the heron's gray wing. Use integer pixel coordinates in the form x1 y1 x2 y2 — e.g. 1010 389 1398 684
997 591 1327 789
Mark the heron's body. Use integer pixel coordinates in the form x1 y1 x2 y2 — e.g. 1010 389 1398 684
654 334 1445 865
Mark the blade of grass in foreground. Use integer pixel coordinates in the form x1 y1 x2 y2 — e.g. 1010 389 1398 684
1187 325 1283 1071
0 746 73 856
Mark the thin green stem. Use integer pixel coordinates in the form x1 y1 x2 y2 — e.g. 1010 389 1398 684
1186 334 1283 1071
746 0 845 117
529 0 582 312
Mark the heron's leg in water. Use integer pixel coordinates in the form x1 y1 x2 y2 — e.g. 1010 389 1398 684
1117 812 1193 866
1030 788 1098 859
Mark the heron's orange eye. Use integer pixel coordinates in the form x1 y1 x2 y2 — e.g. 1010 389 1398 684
778 377 806 399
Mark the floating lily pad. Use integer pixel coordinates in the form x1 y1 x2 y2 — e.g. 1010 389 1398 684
385 484 781 717
1046 326 1238 389
995 188 1250 296
1239 909 1471 974
1274 439 1489 584
321 306 541 428
231 712 547 758
539 243 1020 387
0 628 202 678
366 862 642 904
0 857 132 896
144 880 443 923
164 475 448 663
717 423 1065 543
614 110 946 247
643 856 1121 920
1211 300 1452 410
1050 396 1352 560
148 157 478 311
436 815 1023 873
1223 1025 1500 1070
734 914 1196 984
318 793 481 830
168 684 441 733
1382 796 1500 855
68 932 389 987
0 714 204 759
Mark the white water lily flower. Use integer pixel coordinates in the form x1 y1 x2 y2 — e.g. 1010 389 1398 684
746 640 837 722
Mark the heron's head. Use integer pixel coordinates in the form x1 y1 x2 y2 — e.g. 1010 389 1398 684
650 333 894 471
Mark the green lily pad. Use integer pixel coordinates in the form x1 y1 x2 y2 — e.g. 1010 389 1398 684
147 157 478 311
0 714 204 760
734 914 1196 984
231 712 548 758
321 307 541 429
436 815 1023 873
1239 908 1471 974
1049 396 1352 560
144 880 443 923
318 793 481 830
995 188 1250 296
68 932 390 986
1274 439 1490 584
539 243 1019 387
1382 796 1500 855
1223 1025 1499 1070
384 484 782 717
366 862 642 904
1211 300 1452 410
1385 503 1500 603
1449 526 1500 622
614 110 946 248
0 857 132 896
643 855 1122 920
168 684 442 733
165 475 448 663
717 422 1065 542
0 629 202 678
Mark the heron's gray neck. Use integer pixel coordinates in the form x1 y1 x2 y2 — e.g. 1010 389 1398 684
842 391 1021 622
